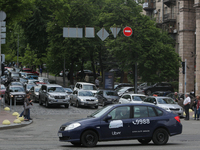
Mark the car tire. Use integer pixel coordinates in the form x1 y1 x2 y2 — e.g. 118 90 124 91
138 138 151 145
45 99 49 108
39 97 43 106
146 90 152 95
95 106 98 109
71 142 81 146
76 101 80 108
81 130 98 147
152 128 169 145
65 104 69 108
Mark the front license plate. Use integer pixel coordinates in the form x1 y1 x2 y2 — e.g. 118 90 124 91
57 100 63 102
58 133 62 137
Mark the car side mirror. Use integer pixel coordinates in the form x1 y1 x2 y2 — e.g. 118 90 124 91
153 101 157 104
128 98 131 101
104 115 112 122
43 90 46 93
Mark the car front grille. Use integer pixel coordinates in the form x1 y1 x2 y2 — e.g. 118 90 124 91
55 96 65 99
169 108 180 111
86 99 94 101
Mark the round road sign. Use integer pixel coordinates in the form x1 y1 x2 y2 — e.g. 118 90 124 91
123 26 132 37
0 11 6 21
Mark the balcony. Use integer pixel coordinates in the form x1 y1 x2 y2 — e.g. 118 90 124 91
163 13 176 23
163 0 176 7
156 16 162 28
143 2 156 11
162 23 177 35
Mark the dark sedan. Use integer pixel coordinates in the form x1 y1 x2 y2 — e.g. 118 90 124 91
58 103 182 147
95 90 119 106
5 85 26 105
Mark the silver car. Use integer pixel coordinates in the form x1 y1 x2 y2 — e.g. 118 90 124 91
70 90 98 109
29 86 41 102
143 96 183 117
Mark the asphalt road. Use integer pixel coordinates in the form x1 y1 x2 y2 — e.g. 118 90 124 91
1 103 200 150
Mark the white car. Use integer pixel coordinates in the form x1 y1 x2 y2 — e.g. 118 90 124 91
74 82 97 94
119 93 146 104
143 96 184 117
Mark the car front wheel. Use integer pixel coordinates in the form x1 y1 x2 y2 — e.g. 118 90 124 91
76 101 80 108
152 128 169 145
81 130 98 147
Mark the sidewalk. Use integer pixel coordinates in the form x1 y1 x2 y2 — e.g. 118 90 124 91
0 108 32 130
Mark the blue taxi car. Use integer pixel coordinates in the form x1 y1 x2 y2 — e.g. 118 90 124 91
58 103 182 147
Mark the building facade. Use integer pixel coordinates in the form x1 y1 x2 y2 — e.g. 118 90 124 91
142 0 200 95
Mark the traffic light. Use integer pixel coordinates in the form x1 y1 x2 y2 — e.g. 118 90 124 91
182 62 185 74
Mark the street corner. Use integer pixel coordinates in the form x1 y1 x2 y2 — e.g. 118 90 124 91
0 109 33 130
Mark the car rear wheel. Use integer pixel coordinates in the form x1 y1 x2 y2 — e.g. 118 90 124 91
138 138 151 145
152 128 169 145
81 130 98 147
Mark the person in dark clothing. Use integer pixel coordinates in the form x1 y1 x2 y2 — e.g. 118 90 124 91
193 96 199 120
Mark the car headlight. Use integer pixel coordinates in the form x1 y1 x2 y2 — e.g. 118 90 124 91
79 99 84 102
64 123 81 131
48 95 54 98
95 99 98 102
65 95 69 99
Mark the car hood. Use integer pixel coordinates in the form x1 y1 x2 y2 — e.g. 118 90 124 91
157 104 182 109
130 101 144 103
61 117 98 127
78 96 97 100
34 92 39 95
47 92 67 96
10 92 26 95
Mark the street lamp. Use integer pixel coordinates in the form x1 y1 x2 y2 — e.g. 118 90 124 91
17 33 19 68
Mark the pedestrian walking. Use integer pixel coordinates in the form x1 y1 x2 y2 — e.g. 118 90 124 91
183 94 191 120
196 98 200 120
23 94 33 121
173 92 179 102
85 74 89 82
193 95 199 120
95 77 99 88
40 67 43 76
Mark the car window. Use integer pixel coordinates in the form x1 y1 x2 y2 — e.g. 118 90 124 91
10 87 25 92
78 91 94 96
157 98 176 104
35 87 40 92
132 96 145 101
133 106 148 118
155 108 163 116
48 87 65 92
148 107 157 117
104 91 117 96
108 106 130 120
82 85 97 90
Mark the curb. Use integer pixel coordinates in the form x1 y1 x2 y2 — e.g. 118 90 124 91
0 120 33 130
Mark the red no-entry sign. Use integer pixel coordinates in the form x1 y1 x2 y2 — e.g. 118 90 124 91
123 26 133 37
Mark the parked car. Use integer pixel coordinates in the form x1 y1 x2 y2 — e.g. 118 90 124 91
9 81 24 87
70 90 98 108
8 72 20 82
143 96 183 117
29 86 41 102
74 82 98 94
119 93 146 104
58 103 182 147
0 84 6 96
1 75 7 85
23 73 38 80
137 82 174 95
115 86 134 96
5 85 26 105
39 84 70 108
95 90 119 106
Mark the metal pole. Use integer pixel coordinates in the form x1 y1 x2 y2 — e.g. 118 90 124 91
17 33 19 68
14 96 16 110
134 62 137 94
63 57 66 87
184 59 187 99
10 97 12 112
0 21 2 85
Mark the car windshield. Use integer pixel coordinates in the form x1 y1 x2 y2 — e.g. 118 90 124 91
64 88 73 92
35 87 40 92
105 91 118 96
47 87 65 92
79 91 94 96
88 105 113 118
82 85 97 90
10 87 25 92
28 80 38 84
157 98 176 104
27 85 34 89
132 96 146 101
11 73 19 77
1 85 5 89
11 82 22 86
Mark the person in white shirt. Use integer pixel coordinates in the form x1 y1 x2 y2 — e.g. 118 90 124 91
183 94 191 120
